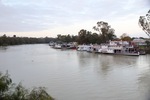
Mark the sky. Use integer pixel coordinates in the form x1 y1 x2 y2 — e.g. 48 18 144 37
0 0 149 38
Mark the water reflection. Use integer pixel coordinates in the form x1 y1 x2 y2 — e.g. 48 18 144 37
77 52 139 75
76 52 150 100
77 52 98 68
137 55 150 100
138 70 150 100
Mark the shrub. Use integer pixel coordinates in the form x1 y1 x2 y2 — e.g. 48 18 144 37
0 71 54 100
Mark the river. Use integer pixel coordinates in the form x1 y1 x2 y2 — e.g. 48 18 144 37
0 44 150 100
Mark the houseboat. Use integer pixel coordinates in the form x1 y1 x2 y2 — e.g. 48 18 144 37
97 41 140 56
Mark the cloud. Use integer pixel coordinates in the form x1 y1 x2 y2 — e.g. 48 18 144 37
0 0 149 38
0 0 61 32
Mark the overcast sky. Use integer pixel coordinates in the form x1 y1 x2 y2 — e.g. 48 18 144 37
0 0 149 37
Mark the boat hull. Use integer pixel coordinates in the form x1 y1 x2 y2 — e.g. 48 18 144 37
100 52 139 56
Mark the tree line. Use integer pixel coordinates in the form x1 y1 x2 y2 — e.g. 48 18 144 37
0 34 56 46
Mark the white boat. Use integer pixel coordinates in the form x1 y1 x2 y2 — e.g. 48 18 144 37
49 42 55 46
53 44 62 49
61 43 76 49
97 41 140 56
77 45 92 51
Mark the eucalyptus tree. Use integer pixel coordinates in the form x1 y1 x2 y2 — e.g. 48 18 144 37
139 10 150 38
78 29 88 44
77 29 101 44
120 33 132 41
93 21 116 43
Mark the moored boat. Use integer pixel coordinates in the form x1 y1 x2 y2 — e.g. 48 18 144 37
53 44 62 49
77 45 92 51
97 41 140 56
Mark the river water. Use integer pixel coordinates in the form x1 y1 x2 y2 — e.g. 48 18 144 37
0 44 150 100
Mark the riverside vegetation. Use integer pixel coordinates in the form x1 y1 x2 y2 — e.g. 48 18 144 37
0 71 54 100
0 35 56 46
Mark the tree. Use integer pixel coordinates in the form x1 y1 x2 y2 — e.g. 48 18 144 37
56 34 77 43
71 35 78 42
120 33 132 41
145 40 150 47
139 9 150 37
93 21 116 43
77 29 88 44
89 33 99 44
11 83 28 100
29 87 53 100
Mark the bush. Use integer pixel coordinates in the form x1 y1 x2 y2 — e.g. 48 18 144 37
0 71 54 100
